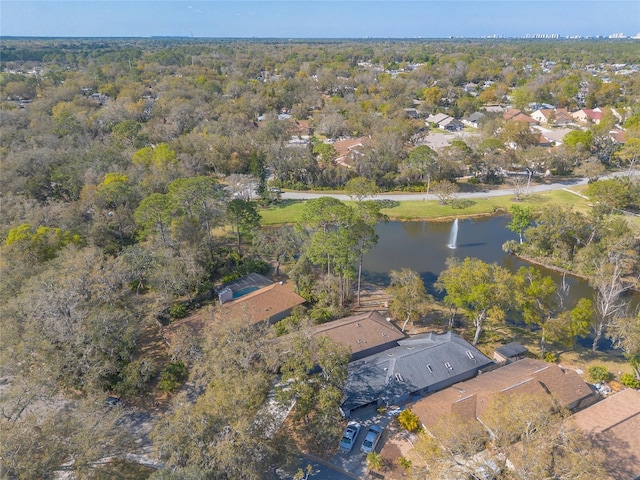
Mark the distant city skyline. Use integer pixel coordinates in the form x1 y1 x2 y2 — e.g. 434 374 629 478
2 1 639 39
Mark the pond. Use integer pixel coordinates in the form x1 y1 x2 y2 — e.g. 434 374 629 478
362 215 639 349
364 216 584 297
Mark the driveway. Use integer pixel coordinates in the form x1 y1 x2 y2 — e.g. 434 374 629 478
328 405 402 478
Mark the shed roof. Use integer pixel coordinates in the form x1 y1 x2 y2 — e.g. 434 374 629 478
495 341 528 359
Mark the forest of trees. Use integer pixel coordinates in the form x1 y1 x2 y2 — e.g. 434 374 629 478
1 38 639 478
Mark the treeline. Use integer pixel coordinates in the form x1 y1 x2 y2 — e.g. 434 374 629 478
1 38 639 478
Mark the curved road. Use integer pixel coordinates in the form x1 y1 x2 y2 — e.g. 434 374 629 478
281 171 638 202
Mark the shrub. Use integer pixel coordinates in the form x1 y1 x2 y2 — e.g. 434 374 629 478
169 303 188 320
158 361 188 393
620 373 640 389
397 456 412 470
116 358 157 396
587 365 611 383
544 352 557 363
398 408 422 432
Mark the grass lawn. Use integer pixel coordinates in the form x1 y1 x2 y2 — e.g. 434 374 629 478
258 189 593 225
475 320 633 382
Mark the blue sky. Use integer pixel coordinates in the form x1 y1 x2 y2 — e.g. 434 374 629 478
1 1 639 38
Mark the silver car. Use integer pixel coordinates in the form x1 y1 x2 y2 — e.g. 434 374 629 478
338 421 362 453
360 425 383 454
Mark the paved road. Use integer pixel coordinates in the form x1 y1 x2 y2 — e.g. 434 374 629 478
281 171 638 202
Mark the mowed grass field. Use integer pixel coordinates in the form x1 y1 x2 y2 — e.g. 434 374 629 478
258 187 593 225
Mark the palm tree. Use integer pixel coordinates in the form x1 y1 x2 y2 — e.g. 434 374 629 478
366 451 384 473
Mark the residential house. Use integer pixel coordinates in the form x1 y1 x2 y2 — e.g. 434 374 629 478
503 108 539 125
571 388 640 480
463 82 479 96
536 134 553 148
403 107 421 119
503 108 522 121
554 108 574 125
484 105 506 114
610 129 627 144
462 111 487 128
533 126 574 146
310 311 405 362
426 113 451 125
439 116 464 131
161 274 305 345
331 136 369 168
512 113 539 125
530 108 572 126
411 358 595 431
340 331 493 417
426 113 464 131
219 280 305 325
572 108 603 124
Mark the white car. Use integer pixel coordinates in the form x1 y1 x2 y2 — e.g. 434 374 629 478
338 421 362 453
360 425 383 453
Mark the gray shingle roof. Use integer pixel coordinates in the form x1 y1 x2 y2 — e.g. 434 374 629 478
495 341 528 359
341 331 493 414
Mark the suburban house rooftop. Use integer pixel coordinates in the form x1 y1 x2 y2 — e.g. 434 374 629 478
341 331 493 417
220 280 305 325
310 311 405 362
411 358 595 430
571 388 640 480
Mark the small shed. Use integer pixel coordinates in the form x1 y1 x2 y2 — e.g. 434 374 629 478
494 342 528 364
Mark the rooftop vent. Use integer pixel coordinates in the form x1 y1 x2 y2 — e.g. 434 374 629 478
466 351 475 359
427 364 434 373
445 362 453 370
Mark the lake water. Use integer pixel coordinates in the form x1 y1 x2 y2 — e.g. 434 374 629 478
362 215 640 349
363 216 594 303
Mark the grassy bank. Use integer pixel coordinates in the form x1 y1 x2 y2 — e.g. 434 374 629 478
259 188 592 225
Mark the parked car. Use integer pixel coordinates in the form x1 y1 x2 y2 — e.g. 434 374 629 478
360 425 383 453
338 421 362 453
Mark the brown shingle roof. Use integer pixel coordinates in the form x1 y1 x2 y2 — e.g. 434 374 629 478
412 358 594 429
511 113 538 124
310 311 405 359
503 108 522 120
571 389 640 480
221 281 305 325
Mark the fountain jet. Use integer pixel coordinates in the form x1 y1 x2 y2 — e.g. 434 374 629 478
447 218 459 249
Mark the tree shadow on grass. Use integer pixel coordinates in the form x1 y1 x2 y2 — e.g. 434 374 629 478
451 199 476 209
273 199 305 207
520 194 549 204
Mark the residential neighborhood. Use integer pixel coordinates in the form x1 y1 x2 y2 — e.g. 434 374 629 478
2 35 639 480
